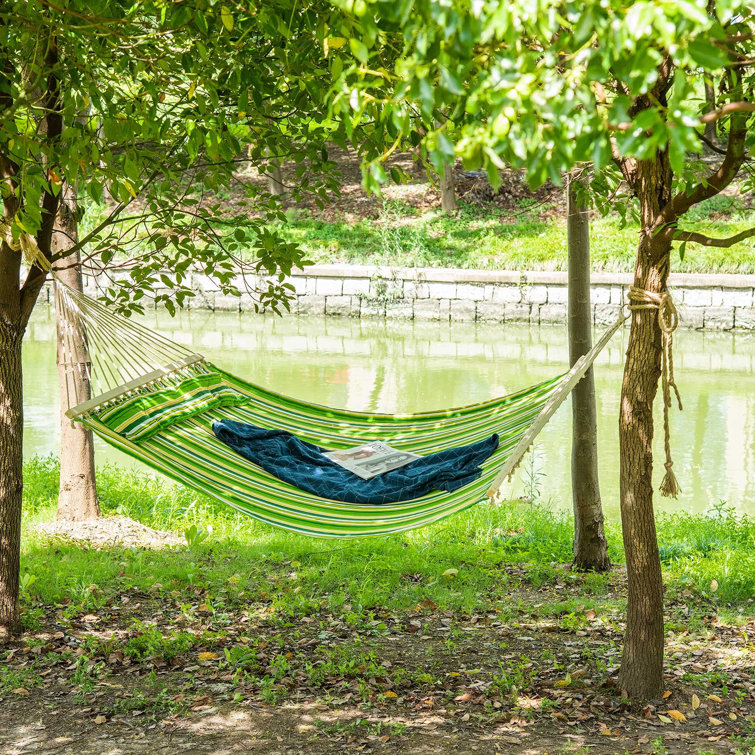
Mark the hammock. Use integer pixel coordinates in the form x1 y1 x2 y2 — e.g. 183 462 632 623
54 278 626 538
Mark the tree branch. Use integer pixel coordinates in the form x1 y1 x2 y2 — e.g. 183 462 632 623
700 100 755 124
673 226 755 247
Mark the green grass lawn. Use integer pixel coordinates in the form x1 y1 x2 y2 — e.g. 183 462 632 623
21 457 755 619
279 196 755 274
5 458 753 752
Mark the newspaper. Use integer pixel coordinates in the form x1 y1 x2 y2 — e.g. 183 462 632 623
323 441 421 480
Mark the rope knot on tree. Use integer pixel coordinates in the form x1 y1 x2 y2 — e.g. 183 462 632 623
627 286 683 499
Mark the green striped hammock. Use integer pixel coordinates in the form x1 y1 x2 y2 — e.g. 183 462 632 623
55 281 625 538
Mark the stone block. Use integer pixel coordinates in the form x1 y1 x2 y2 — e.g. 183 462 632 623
703 307 734 330
487 284 522 303
593 304 622 325
342 277 371 296
315 277 343 296
546 285 568 304
439 299 451 321
414 299 441 321
456 283 486 301
734 306 755 330
450 300 476 322
503 303 532 323
592 286 612 305
683 288 713 307
288 275 313 295
297 295 326 316
404 280 430 299
188 290 215 310
539 304 566 323
476 302 506 323
524 284 548 304
361 299 386 318
610 285 625 305
385 300 414 319
326 295 358 317
214 294 241 312
675 304 704 330
712 287 754 308
427 281 457 299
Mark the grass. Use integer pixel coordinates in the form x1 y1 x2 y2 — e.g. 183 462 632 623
20 456 755 617
278 196 755 274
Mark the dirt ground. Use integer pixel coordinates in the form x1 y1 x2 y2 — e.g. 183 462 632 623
2 523 752 755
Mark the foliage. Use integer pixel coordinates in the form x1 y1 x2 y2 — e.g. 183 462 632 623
328 0 755 202
1 0 349 313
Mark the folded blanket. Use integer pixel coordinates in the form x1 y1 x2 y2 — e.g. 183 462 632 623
212 419 499 505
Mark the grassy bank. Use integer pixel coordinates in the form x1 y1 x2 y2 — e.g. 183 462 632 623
5 458 753 753
19 457 755 616
279 196 755 274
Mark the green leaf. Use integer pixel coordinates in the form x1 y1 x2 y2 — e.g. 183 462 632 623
220 6 234 32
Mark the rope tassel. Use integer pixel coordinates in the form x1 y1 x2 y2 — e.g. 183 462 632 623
627 286 683 499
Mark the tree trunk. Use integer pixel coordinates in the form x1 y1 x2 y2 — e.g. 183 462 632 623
53 196 99 521
268 161 284 196
617 160 671 700
567 173 610 572
0 245 23 636
440 162 457 213
704 77 716 145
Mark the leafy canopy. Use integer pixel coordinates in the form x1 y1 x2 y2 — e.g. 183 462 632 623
1 0 351 314
326 0 754 209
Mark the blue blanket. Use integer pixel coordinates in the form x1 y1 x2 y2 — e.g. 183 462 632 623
212 419 499 505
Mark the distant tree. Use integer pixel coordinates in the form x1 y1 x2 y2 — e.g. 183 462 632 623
327 0 755 699
567 171 609 572
52 189 99 522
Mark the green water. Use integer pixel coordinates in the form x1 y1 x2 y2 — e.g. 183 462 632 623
23 307 755 517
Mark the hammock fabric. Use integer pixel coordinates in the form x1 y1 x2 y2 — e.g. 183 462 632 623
212 419 500 504
52 276 626 538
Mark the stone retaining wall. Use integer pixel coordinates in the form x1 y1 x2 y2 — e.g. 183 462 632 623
39 264 755 330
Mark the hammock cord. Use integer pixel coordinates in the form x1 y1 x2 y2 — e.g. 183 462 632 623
627 286 683 499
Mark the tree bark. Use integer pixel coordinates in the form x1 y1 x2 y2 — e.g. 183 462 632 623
53 195 99 521
440 162 457 213
617 158 672 700
704 77 717 145
268 161 284 196
0 243 23 636
567 173 610 572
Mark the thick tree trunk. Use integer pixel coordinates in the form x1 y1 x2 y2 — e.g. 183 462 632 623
0 245 23 636
268 161 284 196
53 197 99 521
440 162 457 213
617 159 671 700
567 174 609 572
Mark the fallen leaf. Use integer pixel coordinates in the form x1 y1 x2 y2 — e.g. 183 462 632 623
94 715 107 725
379 735 390 743
708 694 723 703
709 717 724 726
442 568 459 579
12 688 29 696
691 693 700 710
667 710 686 722
198 652 218 662
454 692 472 702
662 690 672 699
710 579 718 592
658 714 672 723
728 712 737 721
383 690 397 699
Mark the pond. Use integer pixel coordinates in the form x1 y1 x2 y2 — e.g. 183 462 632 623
23 307 755 518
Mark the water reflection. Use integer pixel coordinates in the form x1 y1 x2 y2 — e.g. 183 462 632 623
24 307 755 517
